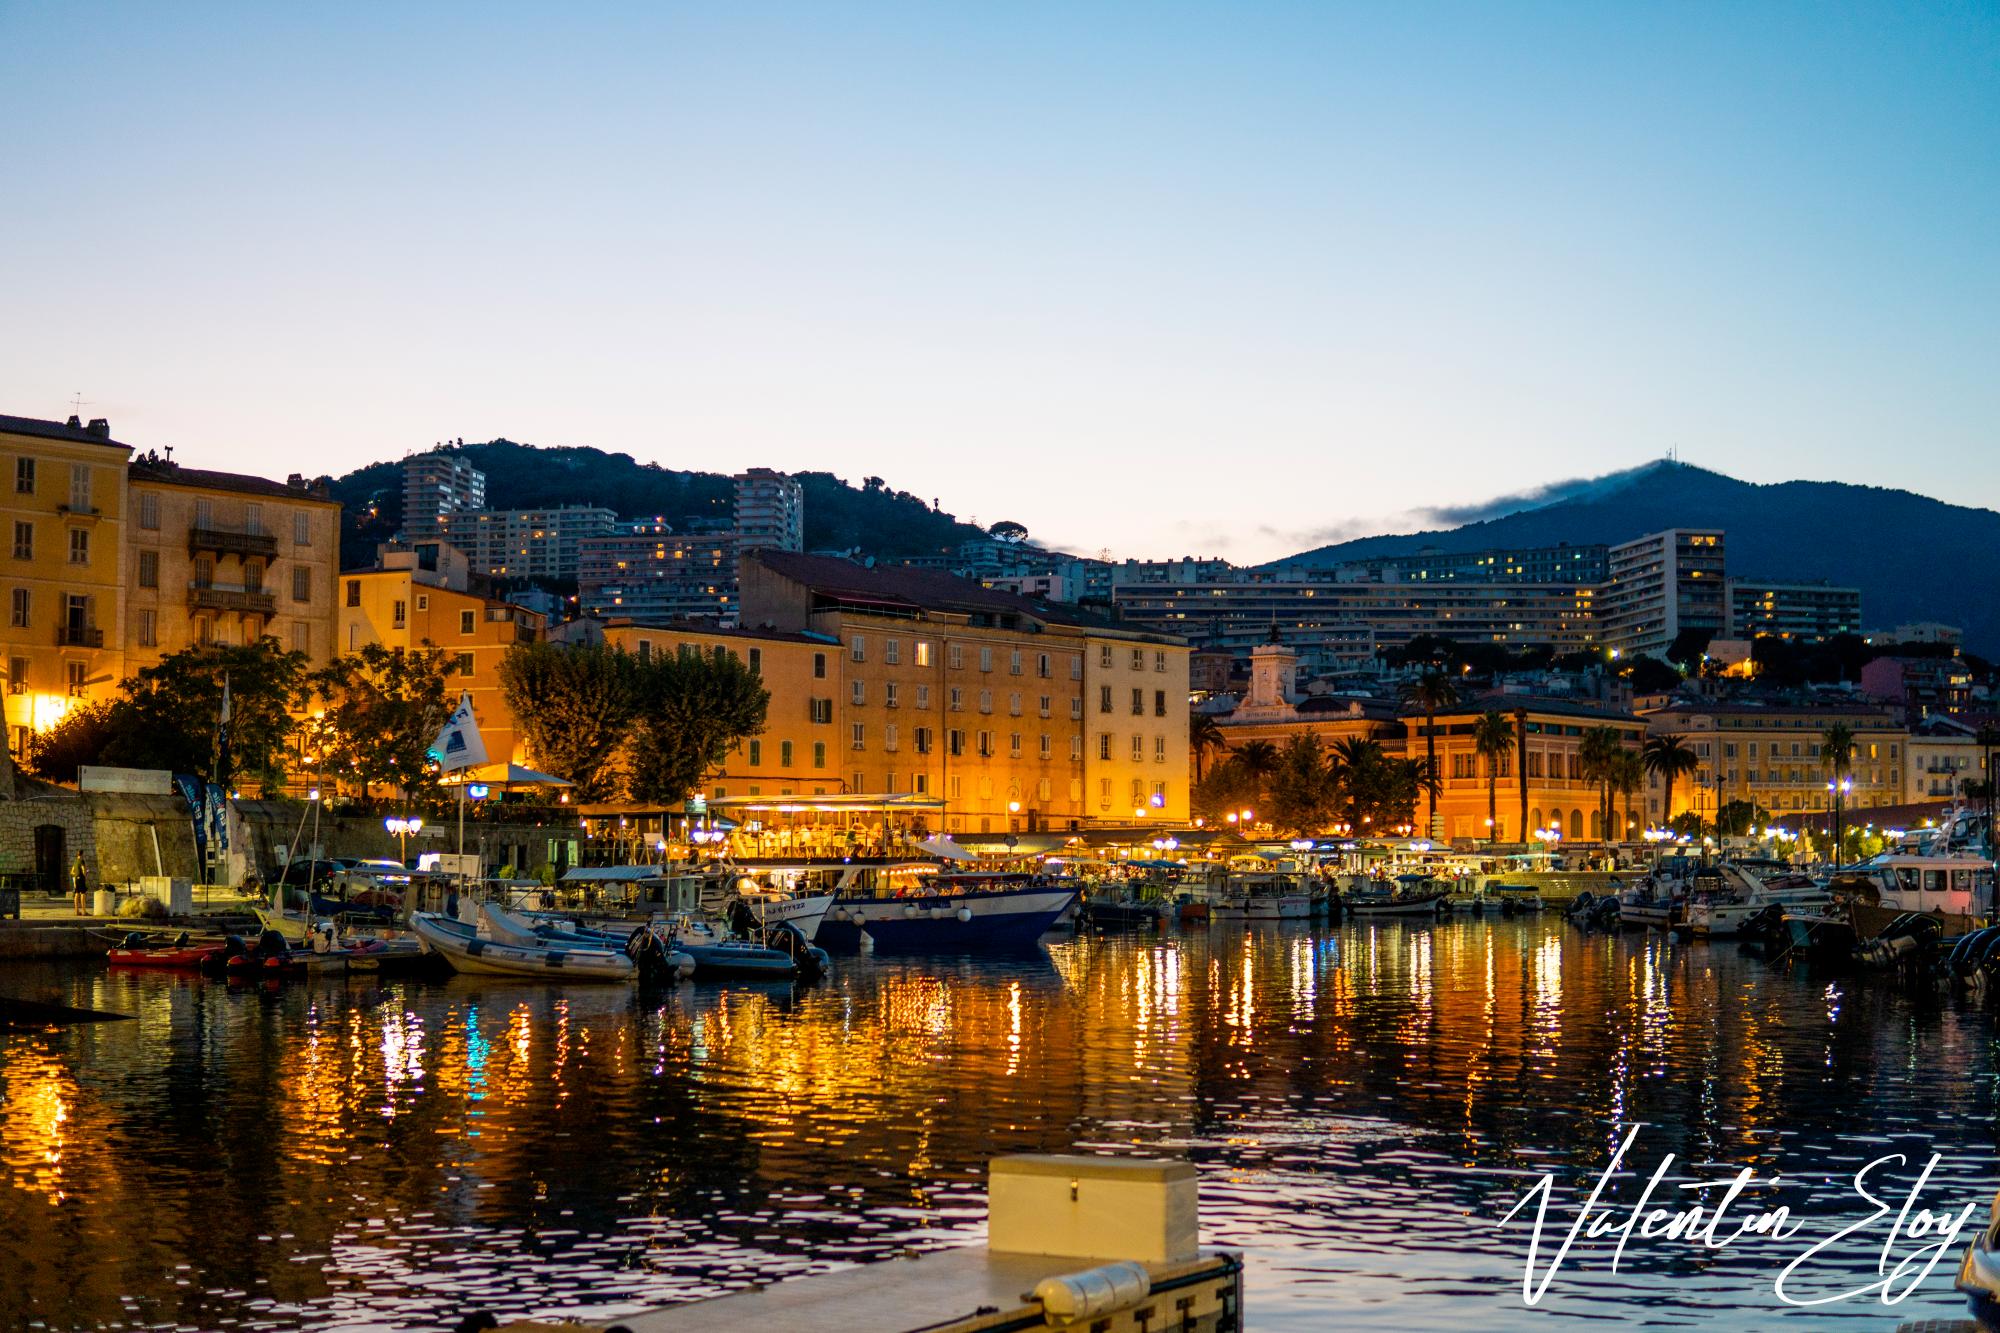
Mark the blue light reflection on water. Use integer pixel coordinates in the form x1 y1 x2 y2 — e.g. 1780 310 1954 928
0 918 1995 1330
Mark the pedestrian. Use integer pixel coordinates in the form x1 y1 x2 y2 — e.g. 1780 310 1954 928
71 852 89 916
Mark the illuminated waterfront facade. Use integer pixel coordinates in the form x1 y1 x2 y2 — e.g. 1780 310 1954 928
1638 699 1904 821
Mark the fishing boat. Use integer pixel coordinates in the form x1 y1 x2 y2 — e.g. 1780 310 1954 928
1347 888 1450 918
476 904 702 979
1211 872 1313 921
1828 851 1995 941
1077 893 1165 930
103 930 240 972
1684 866 1832 939
1485 883 1546 916
821 871 1079 953
412 911 680 982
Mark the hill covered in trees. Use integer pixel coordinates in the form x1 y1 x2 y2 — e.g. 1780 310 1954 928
330 440 988 570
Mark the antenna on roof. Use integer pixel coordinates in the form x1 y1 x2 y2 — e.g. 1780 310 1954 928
69 391 91 415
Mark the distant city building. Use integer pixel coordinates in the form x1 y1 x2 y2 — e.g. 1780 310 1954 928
436 506 616 582
733 469 804 553
400 451 485 536
1726 578 1862 641
1638 698 1904 819
1861 654 1975 719
1291 544 1612 586
1905 715 1986 803
578 520 735 623
1595 529 1727 659
1867 621 1963 647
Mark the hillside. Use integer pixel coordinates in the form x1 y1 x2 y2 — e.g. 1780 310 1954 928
1268 461 2000 651
331 441 988 571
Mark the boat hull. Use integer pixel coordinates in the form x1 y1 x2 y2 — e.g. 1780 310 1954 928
832 888 1077 953
1349 895 1448 918
412 912 637 981
1850 903 1980 942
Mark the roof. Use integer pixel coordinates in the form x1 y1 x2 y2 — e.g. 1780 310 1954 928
1431 693 1643 725
1643 698 1900 721
0 413 134 451
748 549 1181 642
129 459 337 504
599 618 831 646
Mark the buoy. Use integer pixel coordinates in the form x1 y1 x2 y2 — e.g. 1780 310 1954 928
1033 1262 1151 1325
956 907 973 922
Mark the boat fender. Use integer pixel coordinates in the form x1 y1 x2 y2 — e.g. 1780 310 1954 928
956 907 973 922
903 905 917 918
1033 1261 1151 1326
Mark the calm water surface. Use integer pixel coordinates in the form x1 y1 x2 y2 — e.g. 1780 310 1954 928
4 918 1998 1330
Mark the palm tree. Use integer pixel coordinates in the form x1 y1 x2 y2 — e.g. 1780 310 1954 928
1514 709 1530 846
1189 711 1225 784
1978 724 1999 898
1578 726 1623 844
1610 748 1645 843
1331 736 1385 828
1399 670 1460 837
1234 739 1280 809
1820 721 1856 863
1642 733 1700 829
1473 711 1514 843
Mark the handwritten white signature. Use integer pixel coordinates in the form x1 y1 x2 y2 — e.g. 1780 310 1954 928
1497 1125 1981 1308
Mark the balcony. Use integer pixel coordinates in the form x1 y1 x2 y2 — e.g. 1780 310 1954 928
188 583 277 616
188 525 278 560
56 624 104 648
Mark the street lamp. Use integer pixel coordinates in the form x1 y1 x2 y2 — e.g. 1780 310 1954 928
384 816 423 866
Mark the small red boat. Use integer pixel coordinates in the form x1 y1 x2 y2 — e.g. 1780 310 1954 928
107 941 231 970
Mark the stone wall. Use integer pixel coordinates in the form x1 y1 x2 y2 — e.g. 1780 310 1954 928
0 792 99 888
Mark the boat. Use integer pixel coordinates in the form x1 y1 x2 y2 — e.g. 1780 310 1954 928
411 911 681 982
1077 884 1166 930
667 915 829 979
476 904 700 980
719 887 835 944
1347 889 1450 918
820 871 1079 953
1684 866 1832 939
1211 872 1313 921
1828 851 1995 941
1782 906 1856 959
104 930 241 972
1485 883 1546 916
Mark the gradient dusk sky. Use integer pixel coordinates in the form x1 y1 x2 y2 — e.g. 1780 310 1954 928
3 3 1994 561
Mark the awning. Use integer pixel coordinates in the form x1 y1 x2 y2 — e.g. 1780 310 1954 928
444 763 575 788
915 838 978 862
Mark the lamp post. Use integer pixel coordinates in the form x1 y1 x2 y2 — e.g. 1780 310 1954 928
1827 777 1852 869
384 816 423 867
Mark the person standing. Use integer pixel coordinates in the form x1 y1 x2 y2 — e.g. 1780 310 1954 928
71 852 89 916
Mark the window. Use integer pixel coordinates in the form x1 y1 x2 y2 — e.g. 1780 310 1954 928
948 644 963 669
885 723 899 751
948 729 965 757
454 651 474 676
1071 736 1083 761
850 635 866 662
1009 650 1023 675
1070 698 1083 720
346 579 360 607
7 657 22 689
950 687 963 711
290 621 309 654
914 727 933 754
1132 735 1144 761
812 742 827 768
749 740 763 766
7 588 25 628
1154 690 1167 717
292 567 311 602
348 623 359 651
393 599 407 629
460 609 476 634
1131 688 1144 716
885 681 899 708
1098 734 1112 761
1009 732 1022 758
1008 692 1022 715
1099 685 1113 714
69 464 92 512
11 521 30 561
978 690 992 714
809 697 834 724
1037 653 1051 678
1100 645 1113 668
293 511 310 545
885 639 900 665
13 457 33 495
138 491 159 528
915 684 930 709
1155 736 1167 763
194 499 213 529
851 679 866 706
68 528 89 564
814 652 827 679
1038 695 1051 718
748 647 762 676
243 560 263 593
914 773 929 794
1070 655 1082 680
780 740 794 766
1040 734 1052 759
977 731 993 757
138 550 159 588
67 661 87 695
241 502 262 535
979 646 993 672
851 723 866 751
915 640 933 667
637 640 653 662
1155 651 1167 673
1128 649 1142 671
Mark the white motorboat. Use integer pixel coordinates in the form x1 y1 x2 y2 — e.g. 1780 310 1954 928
412 910 676 982
1212 872 1313 920
1685 866 1832 938
1831 851 1995 939
1348 892 1449 918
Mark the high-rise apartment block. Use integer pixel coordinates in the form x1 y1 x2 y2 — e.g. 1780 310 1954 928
732 468 804 552
400 451 486 536
436 506 616 582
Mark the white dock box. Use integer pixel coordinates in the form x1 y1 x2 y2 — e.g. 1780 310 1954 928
987 1154 1198 1263
139 876 194 915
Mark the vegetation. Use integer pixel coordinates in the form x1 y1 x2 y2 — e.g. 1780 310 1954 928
1189 711 1226 784
304 644 460 799
23 702 122 786
1642 733 1699 825
1472 711 1515 842
1266 734 1338 835
625 649 770 804
499 642 637 802
1578 726 1625 844
1399 669 1460 835
1715 799 1771 837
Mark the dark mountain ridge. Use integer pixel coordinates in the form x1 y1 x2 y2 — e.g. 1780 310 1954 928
1268 461 1999 651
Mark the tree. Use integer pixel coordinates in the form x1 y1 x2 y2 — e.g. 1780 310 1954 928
1473 711 1514 843
1267 733 1337 835
1642 733 1699 827
1610 748 1645 843
24 702 121 785
624 648 770 804
1329 736 1385 828
1820 721 1856 861
1191 755 1260 824
1514 709 1531 847
1400 670 1460 836
1977 724 1999 883
500 641 637 801
1189 711 1226 784
105 640 309 791
1578 726 1623 844
1233 740 1280 805
987 520 1029 543
307 643 458 799
1715 799 1771 838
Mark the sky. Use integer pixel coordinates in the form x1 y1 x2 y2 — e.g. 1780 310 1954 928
3 3 1995 563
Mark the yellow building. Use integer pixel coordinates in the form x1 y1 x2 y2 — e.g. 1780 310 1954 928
1421 698 1647 843
0 414 131 756
741 550 1191 832
1639 699 1905 822
594 620 842 799
124 455 341 671
338 541 546 773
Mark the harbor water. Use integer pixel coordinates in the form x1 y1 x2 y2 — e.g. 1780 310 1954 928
4 917 1997 1329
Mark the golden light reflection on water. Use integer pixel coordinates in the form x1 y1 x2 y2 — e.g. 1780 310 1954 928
0 1044 74 1204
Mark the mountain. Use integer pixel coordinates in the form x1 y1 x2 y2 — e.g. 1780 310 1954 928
1267 461 2000 651
330 440 988 572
